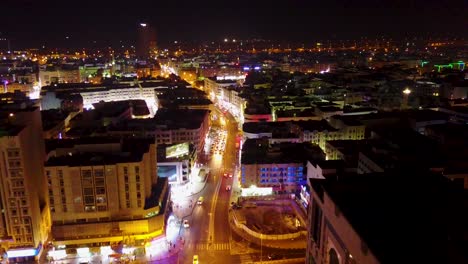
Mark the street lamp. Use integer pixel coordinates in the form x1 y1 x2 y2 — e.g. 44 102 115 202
402 88 411 109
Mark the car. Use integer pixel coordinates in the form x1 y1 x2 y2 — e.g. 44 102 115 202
193 255 199 264
228 173 233 178
223 173 228 177
268 253 281 260
226 185 231 191
197 196 204 205
183 220 190 228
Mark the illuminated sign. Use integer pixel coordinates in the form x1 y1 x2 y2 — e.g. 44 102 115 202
7 248 38 258
216 75 245 81
166 142 190 159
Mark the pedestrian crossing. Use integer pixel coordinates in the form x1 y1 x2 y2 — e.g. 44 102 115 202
193 242 230 251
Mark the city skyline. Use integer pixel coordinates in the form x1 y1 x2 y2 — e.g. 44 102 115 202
0 1 467 263
0 0 467 49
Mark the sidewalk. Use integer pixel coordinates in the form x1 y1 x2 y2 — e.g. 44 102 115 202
171 165 209 220
138 166 210 263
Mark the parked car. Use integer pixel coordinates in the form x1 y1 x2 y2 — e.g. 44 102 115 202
268 253 281 260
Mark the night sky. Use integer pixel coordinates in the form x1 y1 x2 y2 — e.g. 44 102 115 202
1 0 467 49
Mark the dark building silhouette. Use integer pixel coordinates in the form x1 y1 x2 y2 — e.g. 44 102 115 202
136 23 157 59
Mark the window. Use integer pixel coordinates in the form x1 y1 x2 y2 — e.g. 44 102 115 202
10 169 22 178
84 196 95 205
95 187 105 195
7 149 19 158
95 178 105 186
96 197 106 204
83 188 94 196
84 206 95 212
311 202 323 247
8 160 21 168
97 205 107 211
94 169 104 177
135 166 140 174
22 208 28 215
81 170 93 186
137 192 141 199
136 175 140 182
137 200 142 207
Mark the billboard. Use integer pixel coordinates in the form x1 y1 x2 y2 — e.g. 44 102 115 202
166 142 189 159
157 165 178 183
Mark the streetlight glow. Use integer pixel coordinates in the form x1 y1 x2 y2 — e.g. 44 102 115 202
403 88 411 95
140 23 147 27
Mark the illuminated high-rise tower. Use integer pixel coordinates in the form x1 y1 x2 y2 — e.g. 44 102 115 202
136 23 157 59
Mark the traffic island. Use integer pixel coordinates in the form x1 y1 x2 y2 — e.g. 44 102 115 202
228 199 307 250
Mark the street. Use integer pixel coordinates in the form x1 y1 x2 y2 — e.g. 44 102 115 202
176 107 240 264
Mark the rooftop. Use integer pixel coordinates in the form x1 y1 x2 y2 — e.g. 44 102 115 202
41 109 70 131
292 120 337 132
46 137 121 153
330 115 364 126
276 108 317 118
154 108 209 130
45 152 144 167
242 139 324 164
45 137 154 167
243 121 290 134
310 172 466 263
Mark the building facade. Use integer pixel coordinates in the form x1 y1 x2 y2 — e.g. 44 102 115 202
0 106 50 263
44 139 169 250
